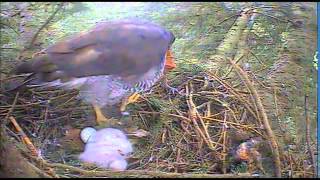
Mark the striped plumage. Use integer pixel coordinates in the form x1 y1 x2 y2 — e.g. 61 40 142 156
14 20 175 108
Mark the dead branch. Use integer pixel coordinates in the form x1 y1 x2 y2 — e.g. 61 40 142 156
228 59 281 177
9 116 39 157
47 162 257 178
186 83 216 150
28 3 64 49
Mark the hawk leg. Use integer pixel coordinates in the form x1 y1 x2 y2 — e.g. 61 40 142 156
120 93 141 113
92 104 115 126
93 92 140 126
162 77 180 95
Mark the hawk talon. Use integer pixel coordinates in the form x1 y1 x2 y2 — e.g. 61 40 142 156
165 84 181 95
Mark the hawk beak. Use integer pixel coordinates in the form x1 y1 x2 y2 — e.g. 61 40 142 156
164 50 176 71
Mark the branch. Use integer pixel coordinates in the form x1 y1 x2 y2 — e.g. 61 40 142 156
28 2 64 49
46 161 256 178
4 92 19 122
185 82 217 150
228 59 281 177
0 22 20 35
9 116 39 157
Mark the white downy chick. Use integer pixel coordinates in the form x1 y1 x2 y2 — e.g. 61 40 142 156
79 128 133 171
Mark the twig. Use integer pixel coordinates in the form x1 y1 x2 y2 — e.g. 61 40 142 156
0 22 20 35
204 116 264 137
223 53 245 79
137 111 191 123
9 116 39 157
204 70 260 121
28 2 64 49
229 59 281 177
248 49 265 66
273 87 287 133
186 83 216 150
221 111 228 174
255 11 295 24
137 110 263 137
3 123 59 178
26 161 53 178
4 92 19 122
46 161 256 178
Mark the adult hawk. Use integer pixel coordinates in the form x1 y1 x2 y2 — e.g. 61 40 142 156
13 19 176 125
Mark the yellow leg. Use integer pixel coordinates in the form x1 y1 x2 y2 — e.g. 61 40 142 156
92 104 110 126
128 92 141 103
120 93 141 112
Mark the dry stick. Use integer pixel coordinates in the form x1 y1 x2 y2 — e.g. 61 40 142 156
223 53 245 78
229 59 281 177
195 110 222 146
185 84 216 150
203 116 264 137
221 111 228 174
9 116 39 157
26 161 53 178
0 101 43 108
304 95 316 176
0 22 20 35
248 89 262 126
203 96 239 123
206 71 260 122
12 139 59 178
4 92 20 122
1 125 52 178
175 132 187 166
189 82 221 149
137 110 191 123
44 161 256 178
193 94 217 148
137 111 263 137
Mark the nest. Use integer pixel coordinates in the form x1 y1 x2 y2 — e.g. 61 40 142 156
0 63 315 178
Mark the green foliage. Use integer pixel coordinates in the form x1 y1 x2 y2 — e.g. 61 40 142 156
147 96 170 113
0 2 90 62
279 116 297 141
231 162 248 173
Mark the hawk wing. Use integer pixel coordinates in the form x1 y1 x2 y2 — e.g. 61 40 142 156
14 20 175 84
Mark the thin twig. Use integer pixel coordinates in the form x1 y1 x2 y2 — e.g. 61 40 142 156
0 22 20 35
4 92 20 122
26 161 53 178
221 110 228 174
186 83 216 150
205 70 260 121
28 2 64 49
